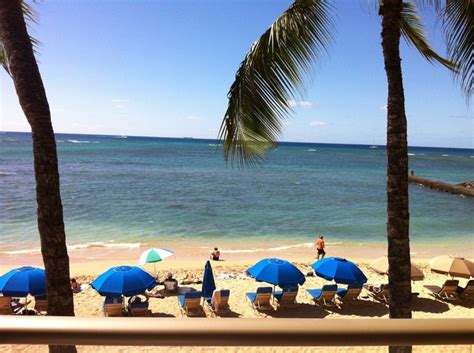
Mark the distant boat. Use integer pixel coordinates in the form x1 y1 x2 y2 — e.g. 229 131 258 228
369 145 378 149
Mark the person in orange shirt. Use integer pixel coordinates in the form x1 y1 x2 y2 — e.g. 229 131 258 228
316 235 326 260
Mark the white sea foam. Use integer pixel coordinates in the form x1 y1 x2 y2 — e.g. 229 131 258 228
220 241 343 254
208 144 218 147
1 248 41 255
67 140 98 144
442 154 449 157
267 242 313 251
1 241 141 255
307 149 317 152
408 153 415 156
0 172 16 176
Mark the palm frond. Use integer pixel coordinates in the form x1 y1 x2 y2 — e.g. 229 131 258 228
219 0 334 166
400 2 455 70
442 0 473 100
1 0 39 75
414 0 473 100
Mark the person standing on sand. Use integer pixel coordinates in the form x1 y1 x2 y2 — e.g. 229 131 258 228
316 235 326 260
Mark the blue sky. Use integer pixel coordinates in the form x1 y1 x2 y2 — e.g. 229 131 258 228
1 0 472 148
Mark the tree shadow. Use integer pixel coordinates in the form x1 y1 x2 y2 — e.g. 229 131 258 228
325 299 389 317
412 296 450 313
262 303 329 318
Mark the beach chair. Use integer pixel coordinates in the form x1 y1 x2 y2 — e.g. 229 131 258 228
306 284 338 306
128 302 150 317
366 284 390 303
205 289 230 315
178 291 203 316
425 280 459 301
0 296 13 315
34 295 48 314
273 286 298 308
103 297 123 317
246 287 273 311
336 283 363 304
456 280 474 299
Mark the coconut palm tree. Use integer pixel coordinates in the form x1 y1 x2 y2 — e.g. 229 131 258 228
219 1 470 350
0 1 76 352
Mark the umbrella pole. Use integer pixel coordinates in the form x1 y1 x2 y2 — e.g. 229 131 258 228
154 263 157 278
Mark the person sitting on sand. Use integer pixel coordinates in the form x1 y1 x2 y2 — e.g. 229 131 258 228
70 278 81 293
210 247 220 261
163 272 178 292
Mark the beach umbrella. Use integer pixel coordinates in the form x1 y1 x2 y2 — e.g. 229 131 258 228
201 260 216 299
247 258 305 288
0 266 46 297
430 255 474 279
369 256 424 281
139 248 174 274
91 265 156 297
312 257 367 285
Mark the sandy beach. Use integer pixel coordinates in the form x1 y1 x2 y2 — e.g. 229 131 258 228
1 252 473 353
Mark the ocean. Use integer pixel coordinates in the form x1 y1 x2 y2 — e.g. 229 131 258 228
0 131 473 256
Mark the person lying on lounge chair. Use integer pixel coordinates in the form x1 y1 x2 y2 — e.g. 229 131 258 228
11 298 30 313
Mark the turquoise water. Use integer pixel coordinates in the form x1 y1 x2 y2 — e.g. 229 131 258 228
0 132 473 254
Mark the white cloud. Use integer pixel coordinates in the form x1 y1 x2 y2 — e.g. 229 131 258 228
309 120 326 127
380 104 387 111
288 100 313 108
111 99 129 103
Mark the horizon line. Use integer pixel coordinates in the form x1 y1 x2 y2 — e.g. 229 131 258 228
2 130 473 151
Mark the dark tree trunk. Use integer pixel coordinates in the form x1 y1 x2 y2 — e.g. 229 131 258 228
380 1 412 353
0 1 76 352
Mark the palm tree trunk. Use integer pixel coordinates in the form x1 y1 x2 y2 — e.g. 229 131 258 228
380 1 412 352
0 1 76 352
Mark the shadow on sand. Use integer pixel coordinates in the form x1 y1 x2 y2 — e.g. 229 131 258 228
258 303 330 318
324 299 389 317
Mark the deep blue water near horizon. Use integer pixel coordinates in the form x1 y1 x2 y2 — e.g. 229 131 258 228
1 131 473 254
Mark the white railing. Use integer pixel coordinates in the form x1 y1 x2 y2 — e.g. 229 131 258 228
0 317 473 346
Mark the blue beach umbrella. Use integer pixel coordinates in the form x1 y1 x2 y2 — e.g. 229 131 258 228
247 258 305 288
91 265 156 297
312 257 367 284
0 266 46 297
201 260 216 299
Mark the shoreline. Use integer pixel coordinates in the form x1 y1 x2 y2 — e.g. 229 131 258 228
1 241 472 274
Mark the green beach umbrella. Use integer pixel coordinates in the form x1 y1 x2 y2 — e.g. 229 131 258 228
139 248 174 275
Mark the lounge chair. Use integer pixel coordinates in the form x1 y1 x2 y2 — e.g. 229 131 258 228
103 296 123 317
456 280 474 299
205 289 230 315
366 283 390 303
178 291 203 316
336 283 363 304
128 301 150 317
306 284 338 306
425 280 459 301
34 295 47 314
246 287 273 311
0 296 13 315
273 286 298 308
